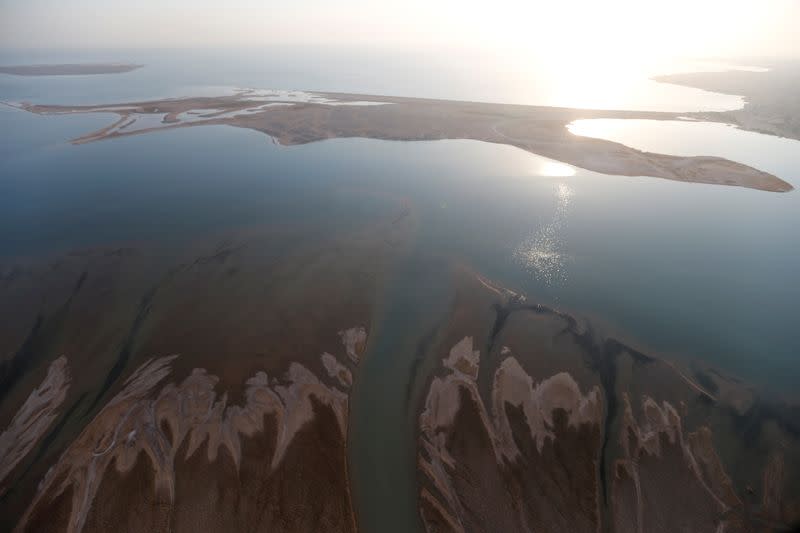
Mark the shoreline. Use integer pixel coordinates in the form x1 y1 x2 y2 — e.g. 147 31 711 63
654 64 800 142
10 90 793 192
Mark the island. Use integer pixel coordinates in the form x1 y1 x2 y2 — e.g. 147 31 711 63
9 88 793 192
0 63 143 76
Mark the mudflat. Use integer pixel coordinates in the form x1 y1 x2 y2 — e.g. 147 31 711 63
0 204 411 533
415 269 800 533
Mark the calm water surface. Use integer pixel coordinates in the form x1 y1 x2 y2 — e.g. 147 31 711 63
1 52 798 532
1 47 745 111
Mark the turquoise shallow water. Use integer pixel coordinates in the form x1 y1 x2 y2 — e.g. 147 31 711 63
1 53 799 532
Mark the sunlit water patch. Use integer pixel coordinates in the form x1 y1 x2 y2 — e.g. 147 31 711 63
514 182 574 288
536 160 576 177
0 48 750 111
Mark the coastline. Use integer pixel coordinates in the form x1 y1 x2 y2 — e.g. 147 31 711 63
10 90 793 192
654 64 800 142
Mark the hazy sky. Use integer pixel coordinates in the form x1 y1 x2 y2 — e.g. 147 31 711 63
1 0 797 61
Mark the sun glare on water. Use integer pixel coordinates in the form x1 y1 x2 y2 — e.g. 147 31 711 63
537 161 577 177
514 182 575 287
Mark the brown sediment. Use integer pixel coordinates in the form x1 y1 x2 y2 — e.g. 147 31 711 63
0 356 70 495
15 323 366 533
760 452 789 528
321 352 354 388
418 337 604 532
338 327 367 364
612 395 738 533
415 270 800 533
11 90 793 192
2 176 799 532
0 198 410 530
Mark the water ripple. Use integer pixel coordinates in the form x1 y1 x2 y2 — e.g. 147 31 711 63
514 183 573 287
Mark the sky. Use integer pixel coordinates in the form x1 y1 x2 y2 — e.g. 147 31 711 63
1 0 798 62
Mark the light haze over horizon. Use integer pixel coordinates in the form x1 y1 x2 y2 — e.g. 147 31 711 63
1 0 798 64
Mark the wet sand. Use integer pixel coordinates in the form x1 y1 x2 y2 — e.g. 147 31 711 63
414 268 800 532
1 216 798 531
0 199 412 532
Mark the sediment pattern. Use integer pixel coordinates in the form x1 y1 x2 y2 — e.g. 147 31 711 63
416 334 794 533
415 272 800 533
15 328 366 533
418 337 604 532
612 395 743 533
339 327 367 364
0 357 70 495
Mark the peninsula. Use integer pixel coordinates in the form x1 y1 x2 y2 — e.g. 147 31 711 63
656 62 800 141
11 88 793 192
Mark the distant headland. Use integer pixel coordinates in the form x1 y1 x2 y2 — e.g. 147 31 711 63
0 63 142 76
